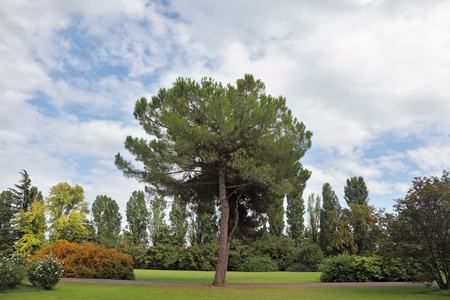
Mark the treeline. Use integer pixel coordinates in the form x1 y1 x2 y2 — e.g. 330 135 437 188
1 170 386 263
1 170 448 288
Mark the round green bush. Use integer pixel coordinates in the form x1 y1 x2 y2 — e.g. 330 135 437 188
292 244 324 272
0 255 27 289
27 255 63 290
238 256 278 272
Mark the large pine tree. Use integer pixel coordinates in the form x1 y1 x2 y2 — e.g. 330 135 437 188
115 74 312 286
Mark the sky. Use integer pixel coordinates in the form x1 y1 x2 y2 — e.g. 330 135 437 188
1 0 450 224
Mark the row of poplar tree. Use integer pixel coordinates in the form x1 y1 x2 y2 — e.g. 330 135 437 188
0 169 379 258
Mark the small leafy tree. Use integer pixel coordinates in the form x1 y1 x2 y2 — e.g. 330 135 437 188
12 200 46 255
391 171 450 290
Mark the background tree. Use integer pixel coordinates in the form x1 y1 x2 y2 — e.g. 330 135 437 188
46 182 89 243
9 170 43 212
115 75 312 286
169 196 188 246
267 195 284 237
391 171 450 290
126 190 149 247
286 178 309 246
12 200 46 255
307 193 321 244
148 195 168 246
0 190 16 254
92 195 122 248
319 183 341 255
343 176 371 254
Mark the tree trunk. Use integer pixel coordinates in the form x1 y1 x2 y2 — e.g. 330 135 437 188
212 167 229 287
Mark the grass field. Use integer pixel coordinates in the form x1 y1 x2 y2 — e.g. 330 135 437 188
1 270 447 299
134 269 322 283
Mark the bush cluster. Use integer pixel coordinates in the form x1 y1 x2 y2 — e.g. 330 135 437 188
142 240 218 271
31 240 134 280
27 255 63 290
320 255 422 282
0 255 27 289
287 244 323 272
238 256 278 272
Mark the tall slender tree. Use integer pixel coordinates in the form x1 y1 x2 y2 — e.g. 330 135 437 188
307 193 321 244
319 183 341 254
126 190 150 246
92 195 122 248
169 196 188 246
0 191 16 254
268 195 284 237
148 195 168 245
115 75 312 286
343 176 372 254
286 170 310 246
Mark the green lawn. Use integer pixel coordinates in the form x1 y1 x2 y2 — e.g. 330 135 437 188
134 269 322 283
1 282 445 300
1 270 447 299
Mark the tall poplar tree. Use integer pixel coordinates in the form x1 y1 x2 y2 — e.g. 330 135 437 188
92 195 122 248
126 190 149 246
286 170 310 246
115 74 312 286
319 183 341 254
307 193 321 244
343 176 373 254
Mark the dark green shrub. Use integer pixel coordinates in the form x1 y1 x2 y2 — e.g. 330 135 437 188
286 262 310 272
290 244 324 272
238 256 278 272
27 255 63 290
0 255 27 289
320 255 357 282
321 255 423 282
250 237 295 271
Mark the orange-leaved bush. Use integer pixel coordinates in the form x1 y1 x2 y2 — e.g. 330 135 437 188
31 240 134 280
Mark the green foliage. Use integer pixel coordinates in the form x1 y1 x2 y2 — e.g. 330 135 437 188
91 195 122 248
27 255 63 290
0 191 16 255
267 195 284 237
115 74 312 286
46 182 90 243
169 196 188 246
286 178 311 247
391 171 450 290
291 244 323 272
306 193 321 244
0 254 27 289
344 176 369 205
126 190 149 247
12 200 46 255
148 195 168 246
320 255 422 283
244 236 296 271
238 256 278 272
319 183 341 255
343 176 376 255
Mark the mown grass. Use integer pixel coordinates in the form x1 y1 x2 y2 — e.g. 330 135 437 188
134 269 322 283
0 282 446 300
1 270 447 299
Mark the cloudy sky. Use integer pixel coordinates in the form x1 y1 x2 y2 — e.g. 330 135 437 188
1 0 449 222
